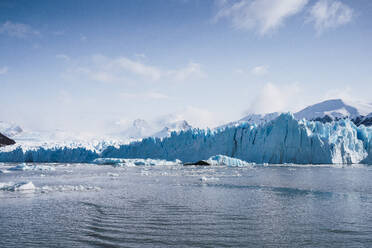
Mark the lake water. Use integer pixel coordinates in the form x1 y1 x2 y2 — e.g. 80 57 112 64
1 163 372 247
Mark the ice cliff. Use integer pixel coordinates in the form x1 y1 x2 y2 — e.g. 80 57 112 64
1 113 372 164
101 113 372 164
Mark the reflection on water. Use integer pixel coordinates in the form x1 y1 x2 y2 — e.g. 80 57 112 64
1 163 372 247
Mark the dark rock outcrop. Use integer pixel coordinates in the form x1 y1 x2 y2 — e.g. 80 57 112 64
353 116 372 127
0 132 16 147
311 115 372 127
184 160 211 166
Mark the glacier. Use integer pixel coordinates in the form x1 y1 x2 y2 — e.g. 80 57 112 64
1 113 372 165
101 113 372 164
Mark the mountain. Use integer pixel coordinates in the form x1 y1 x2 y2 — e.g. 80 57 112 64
233 99 372 127
0 121 23 137
117 119 193 140
152 120 192 138
0 132 15 147
294 99 372 121
355 113 372 126
119 119 154 139
239 112 280 125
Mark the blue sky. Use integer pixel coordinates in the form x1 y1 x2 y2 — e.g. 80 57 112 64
0 0 371 134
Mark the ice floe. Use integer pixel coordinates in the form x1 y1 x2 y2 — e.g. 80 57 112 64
8 163 56 171
92 158 182 167
0 181 36 192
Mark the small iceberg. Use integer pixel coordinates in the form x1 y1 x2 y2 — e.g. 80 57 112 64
207 155 254 167
185 155 254 167
8 163 56 171
0 181 36 192
200 176 219 182
0 169 10 174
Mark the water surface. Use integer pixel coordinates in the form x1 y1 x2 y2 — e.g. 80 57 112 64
1 163 372 247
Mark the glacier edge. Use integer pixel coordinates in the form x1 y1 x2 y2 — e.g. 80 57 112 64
1 113 372 165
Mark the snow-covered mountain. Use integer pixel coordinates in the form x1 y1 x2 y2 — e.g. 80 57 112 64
294 99 372 121
228 99 372 127
0 121 23 137
117 118 192 140
119 119 154 139
239 112 280 125
152 120 192 138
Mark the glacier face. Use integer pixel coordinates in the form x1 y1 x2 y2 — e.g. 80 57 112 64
1 113 372 164
101 113 372 164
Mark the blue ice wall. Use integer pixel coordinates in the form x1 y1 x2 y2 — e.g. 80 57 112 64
1 113 372 164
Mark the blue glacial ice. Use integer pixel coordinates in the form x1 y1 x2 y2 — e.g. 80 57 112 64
1 113 372 164
206 155 254 167
101 113 372 164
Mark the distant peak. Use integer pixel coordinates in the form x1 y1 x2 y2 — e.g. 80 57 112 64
132 119 149 127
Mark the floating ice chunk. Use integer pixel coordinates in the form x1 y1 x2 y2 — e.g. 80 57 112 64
93 158 182 167
8 163 56 171
207 155 254 167
92 158 127 165
141 170 150 176
40 185 101 193
200 176 219 182
0 181 36 191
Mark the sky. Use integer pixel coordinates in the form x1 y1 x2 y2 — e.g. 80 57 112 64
0 0 371 135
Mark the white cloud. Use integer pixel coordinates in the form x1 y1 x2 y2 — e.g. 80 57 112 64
215 0 309 35
0 21 39 38
251 65 269 76
157 106 222 129
307 0 353 34
322 87 355 102
246 82 303 114
0 66 8 75
109 106 222 136
90 70 117 83
56 54 70 61
116 57 162 81
120 91 169 100
70 55 205 83
167 62 205 81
